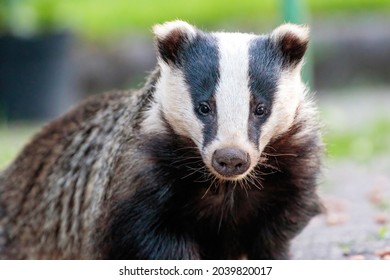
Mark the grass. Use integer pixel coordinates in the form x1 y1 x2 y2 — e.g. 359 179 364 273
58 0 390 39
338 241 353 256
58 0 278 36
377 225 389 241
2 0 390 39
323 117 390 162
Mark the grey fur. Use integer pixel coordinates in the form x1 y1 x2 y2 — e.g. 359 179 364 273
0 69 160 259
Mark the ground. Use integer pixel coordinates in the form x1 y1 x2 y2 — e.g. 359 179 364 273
292 88 390 260
291 157 390 259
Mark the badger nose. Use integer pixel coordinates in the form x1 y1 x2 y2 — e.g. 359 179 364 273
212 148 251 177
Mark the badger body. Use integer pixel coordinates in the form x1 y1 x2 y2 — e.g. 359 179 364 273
0 21 322 259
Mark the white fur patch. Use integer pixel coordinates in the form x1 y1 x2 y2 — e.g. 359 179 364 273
203 33 260 179
213 32 254 143
140 100 167 135
153 20 197 42
271 23 309 44
259 67 306 151
154 64 204 147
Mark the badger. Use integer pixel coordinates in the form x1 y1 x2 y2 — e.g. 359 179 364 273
0 20 323 259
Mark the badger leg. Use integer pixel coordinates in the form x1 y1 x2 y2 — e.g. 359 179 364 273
99 186 200 260
248 238 290 260
106 225 199 260
246 198 321 259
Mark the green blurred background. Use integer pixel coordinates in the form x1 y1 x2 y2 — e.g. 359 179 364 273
1 0 390 39
1 0 390 169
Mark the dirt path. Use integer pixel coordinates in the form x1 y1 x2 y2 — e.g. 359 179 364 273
291 89 390 260
291 157 390 259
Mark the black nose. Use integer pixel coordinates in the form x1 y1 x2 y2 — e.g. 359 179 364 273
212 148 251 177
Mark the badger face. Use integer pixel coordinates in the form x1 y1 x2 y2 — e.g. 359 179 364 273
150 21 309 181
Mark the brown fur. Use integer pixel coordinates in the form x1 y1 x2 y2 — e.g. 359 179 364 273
0 69 159 259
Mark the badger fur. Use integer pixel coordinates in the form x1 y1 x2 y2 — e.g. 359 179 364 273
0 21 323 259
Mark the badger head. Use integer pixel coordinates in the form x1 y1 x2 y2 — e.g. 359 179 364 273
145 20 309 181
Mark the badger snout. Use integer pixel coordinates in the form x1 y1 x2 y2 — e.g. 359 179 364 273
211 148 251 178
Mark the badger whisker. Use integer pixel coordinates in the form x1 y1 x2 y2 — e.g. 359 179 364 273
180 165 208 180
201 176 218 199
239 179 250 198
247 172 264 190
262 152 298 157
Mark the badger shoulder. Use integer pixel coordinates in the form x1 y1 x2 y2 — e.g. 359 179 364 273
1 66 161 183
0 69 160 259
2 90 130 183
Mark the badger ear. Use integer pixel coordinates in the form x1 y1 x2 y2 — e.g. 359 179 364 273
153 20 197 65
271 23 309 68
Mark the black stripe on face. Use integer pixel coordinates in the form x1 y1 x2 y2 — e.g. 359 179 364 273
179 33 220 147
248 36 281 147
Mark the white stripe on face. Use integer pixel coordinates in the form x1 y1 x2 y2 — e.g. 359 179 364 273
213 32 255 146
202 33 260 179
156 64 205 146
258 68 305 151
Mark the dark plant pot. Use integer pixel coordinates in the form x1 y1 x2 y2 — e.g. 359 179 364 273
0 32 74 121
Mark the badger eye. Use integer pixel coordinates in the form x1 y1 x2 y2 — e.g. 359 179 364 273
255 104 268 117
197 102 211 116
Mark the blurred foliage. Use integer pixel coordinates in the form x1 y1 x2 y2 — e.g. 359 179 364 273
0 0 62 35
0 0 390 39
377 225 389 241
324 118 390 162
